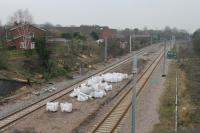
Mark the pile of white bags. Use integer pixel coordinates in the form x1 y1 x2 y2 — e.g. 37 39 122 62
70 82 111 101
46 102 59 112
70 73 128 102
46 102 73 112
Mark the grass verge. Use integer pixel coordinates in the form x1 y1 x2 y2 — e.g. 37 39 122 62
152 61 176 133
152 45 200 133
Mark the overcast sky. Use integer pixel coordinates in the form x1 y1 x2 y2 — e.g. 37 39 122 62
0 0 200 32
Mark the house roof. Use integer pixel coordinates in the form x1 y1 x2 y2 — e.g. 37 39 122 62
6 35 23 42
9 23 46 32
6 35 32 42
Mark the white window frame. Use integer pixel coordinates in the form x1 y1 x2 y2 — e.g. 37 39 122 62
20 42 25 49
31 42 35 49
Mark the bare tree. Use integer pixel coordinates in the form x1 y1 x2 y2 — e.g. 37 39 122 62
8 9 33 26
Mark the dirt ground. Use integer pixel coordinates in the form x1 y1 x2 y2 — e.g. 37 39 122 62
2 45 162 133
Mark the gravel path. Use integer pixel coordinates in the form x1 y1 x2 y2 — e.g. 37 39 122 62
117 58 171 133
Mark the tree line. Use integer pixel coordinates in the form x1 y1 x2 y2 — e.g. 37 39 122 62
192 29 200 54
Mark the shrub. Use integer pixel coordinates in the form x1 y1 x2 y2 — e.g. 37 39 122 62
90 31 99 40
0 50 8 69
192 29 200 54
24 49 34 57
33 37 51 69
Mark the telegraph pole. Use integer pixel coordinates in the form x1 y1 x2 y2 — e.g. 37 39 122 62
162 40 166 77
175 71 178 133
105 37 108 62
132 56 137 133
174 36 176 49
150 36 153 45
174 36 176 44
5 26 8 41
102 28 112 62
171 36 173 50
130 35 132 53
172 36 176 48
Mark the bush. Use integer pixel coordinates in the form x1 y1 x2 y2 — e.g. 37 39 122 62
73 32 87 41
42 62 69 79
90 31 99 40
24 49 34 57
33 37 51 69
0 50 8 69
192 29 200 54
107 38 127 57
61 32 73 40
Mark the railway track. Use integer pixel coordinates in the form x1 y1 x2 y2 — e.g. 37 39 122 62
0 46 154 130
89 49 164 133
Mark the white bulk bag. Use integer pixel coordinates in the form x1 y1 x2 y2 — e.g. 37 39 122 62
77 92 89 101
87 76 103 86
98 82 112 91
102 73 128 83
70 88 80 97
60 102 73 112
80 86 93 95
105 84 112 91
69 72 128 101
93 90 106 98
46 102 59 112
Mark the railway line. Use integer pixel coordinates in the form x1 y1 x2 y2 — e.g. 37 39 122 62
88 49 164 133
0 45 157 130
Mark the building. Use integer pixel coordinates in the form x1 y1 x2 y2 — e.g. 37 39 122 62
6 24 46 49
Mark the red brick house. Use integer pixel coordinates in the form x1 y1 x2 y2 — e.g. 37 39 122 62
6 24 46 49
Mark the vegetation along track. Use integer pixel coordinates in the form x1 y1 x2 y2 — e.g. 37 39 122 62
0 46 154 130
89 49 164 133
